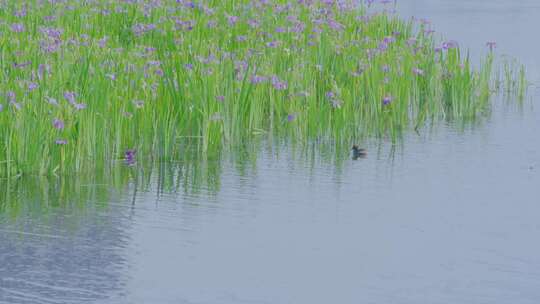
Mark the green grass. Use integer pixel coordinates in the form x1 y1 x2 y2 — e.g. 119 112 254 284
0 0 525 177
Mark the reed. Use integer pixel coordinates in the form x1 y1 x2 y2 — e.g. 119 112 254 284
0 0 525 177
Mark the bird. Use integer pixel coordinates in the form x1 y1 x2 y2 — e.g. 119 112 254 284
352 145 367 160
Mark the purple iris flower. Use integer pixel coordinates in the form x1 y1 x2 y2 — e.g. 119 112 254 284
53 118 64 130
124 149 136 166
266 41 280 48
64 91 76 104
13 61 32 69
247 19 260 29
55 139 68 145
14 7 27 17
271 76 288 90
383 36 395 44
327 19 343 31
287 114 296 122
250 74 267 84
7 91 21 110
10 23 25 33
98 36 108 48
73 103 87 110
330 99 342 109
442 40 459 50
412 68 424 76
486 41 497 51
7 91 16 103
227 15 239 26
382 96 393 106
28 82 39 91
0 104 3 112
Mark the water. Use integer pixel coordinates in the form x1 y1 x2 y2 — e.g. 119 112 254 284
2 1 540 303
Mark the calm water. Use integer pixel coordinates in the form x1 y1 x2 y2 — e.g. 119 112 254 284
2 1 540 303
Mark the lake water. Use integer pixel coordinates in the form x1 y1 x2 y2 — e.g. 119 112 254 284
2 1 540 303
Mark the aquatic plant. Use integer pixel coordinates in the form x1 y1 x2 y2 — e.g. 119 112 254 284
0 0 525 177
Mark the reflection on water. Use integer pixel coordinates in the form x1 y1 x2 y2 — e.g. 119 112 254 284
2 1 540 303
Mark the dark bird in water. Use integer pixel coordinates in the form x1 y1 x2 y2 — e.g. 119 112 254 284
352 145 367 160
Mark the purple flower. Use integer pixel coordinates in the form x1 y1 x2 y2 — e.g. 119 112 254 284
206 20 217 28
287 114 296 122
176 19 195 31
40 27 63 39
382 96 393 106
216 95 225 102
55 139 68 145
271 76 288 90
14 8 27 17
13 61 32 69
330 99 342 109
247 19 260 29
184 63 193 70
442 40 459 50
327 19 344 31
124 149 136 166
250 74 267 84
64 91 76 104
10 23 25 33
28 82 39 91
0 104 3 112
266 41 280 48
227 15 239 26
383 36 395 44
53 118 64 130
38 64 50 79
6 92 21 110
73 103 87 110
40 38 62 53
412 67 425 76
62 91 86 110
7 91 16 103
98 36 108 48
486 41 497 51
132 23 155 37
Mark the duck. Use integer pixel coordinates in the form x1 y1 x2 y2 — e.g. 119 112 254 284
352 145 367 160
